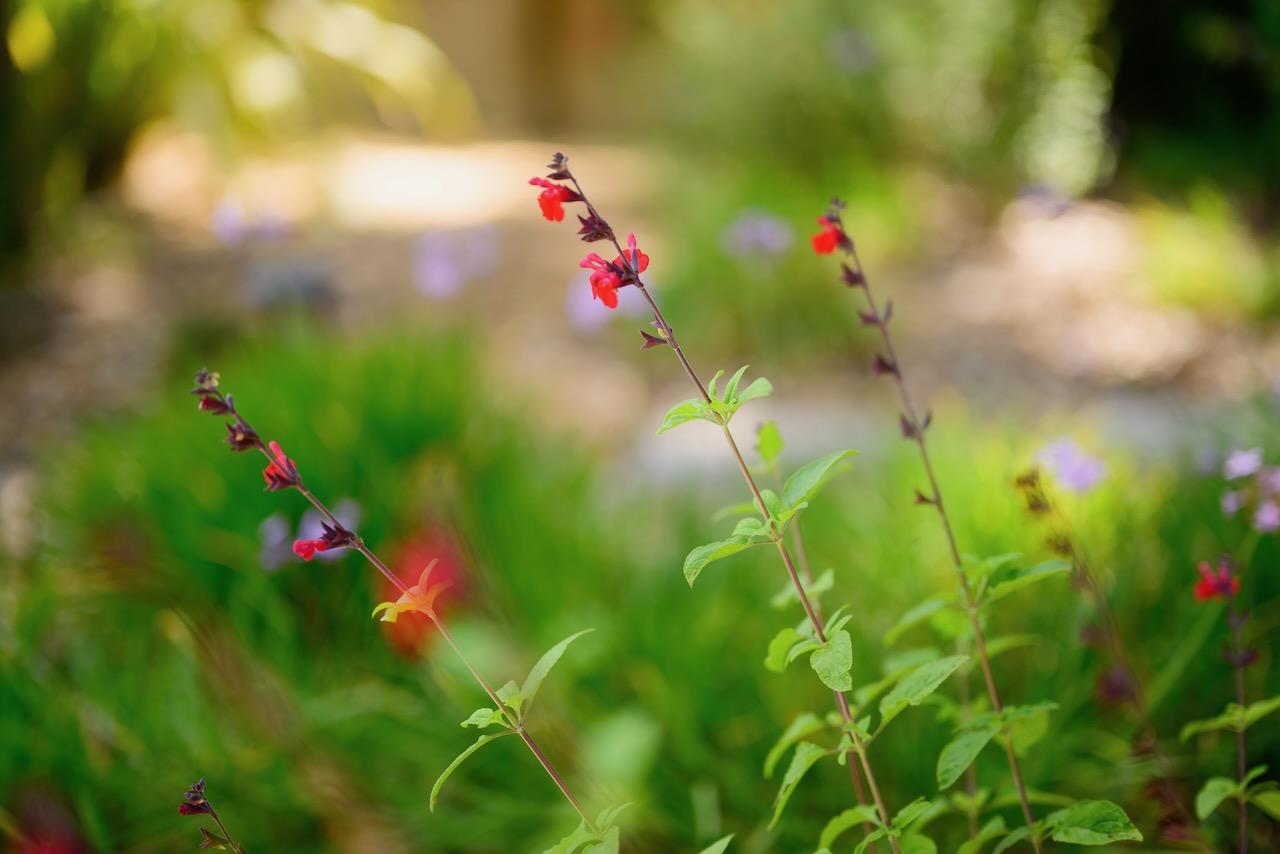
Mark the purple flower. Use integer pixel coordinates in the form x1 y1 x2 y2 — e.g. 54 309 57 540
1259 467 1280 495
1221 491 1243 517
1254 500 1280 533
297 499 361 562
211 199 248 247
258 512 293 571
720 209 794 259
1036 438 1106 494
412 226 498 299
1224 448 1263 480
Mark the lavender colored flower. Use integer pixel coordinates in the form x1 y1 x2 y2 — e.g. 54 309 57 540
1254 500 1280 533
211 199 249 247
720 209 794 260
258 512 292 572
297 499 361 562
412 226 499 299
1036 438 1106 494
1224 448 1263 480
1221 491 1243 517
1259 467 1280 495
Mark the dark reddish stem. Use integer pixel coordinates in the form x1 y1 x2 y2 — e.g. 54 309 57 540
1229 595 1249 854
842 244 1042 851
198 389 598 835
563 172 895 850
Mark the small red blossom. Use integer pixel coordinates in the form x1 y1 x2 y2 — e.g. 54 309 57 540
811 216 842 254
618 232 649 274
262 440 299 491
1194 559 1239 601
580 252 622 309
179 779 212 816
292 521 355 560
529 177 576 222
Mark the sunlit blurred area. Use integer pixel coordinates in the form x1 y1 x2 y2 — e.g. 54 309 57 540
3 1 1280 851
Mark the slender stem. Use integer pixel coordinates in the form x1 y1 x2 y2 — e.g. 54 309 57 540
847 247 1042 851
1230 597 1248 854
771 464 815 586
207 807 245 854
214 397 598 835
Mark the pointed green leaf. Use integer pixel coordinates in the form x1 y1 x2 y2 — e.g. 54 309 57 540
991 827 1030 854
430 732 515 811
707 370 725 400
595 802 632 832
854 829 889 854
584 827 619 854
757 488 783 520
1002 702 1056 755
543 821 594 854
1195 777 1237 820
757 420 784 465
765 627 804 673
1181 702 1249 741
198 828 231 850
818 806 881 850
769 741 827 829
496 679 525 716
983 559 1071 606
696 834 734 854
1245 694 1280 728
684 536 763 585
723 365 750 402
1250 790 1280 821
460 707 508 729
810 630 854 692
937 721 1001 789
658 398 713 434
736 377 773 406
731 517 767 538
782 450 858 510
982 634 1042 661
764 712 826 778
1046 799 1142 845
878 655 968 732
891 797 933 830
520 629 592 717
884 598 949 647
900 835 937 854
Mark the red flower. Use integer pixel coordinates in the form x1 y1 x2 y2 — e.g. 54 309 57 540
382 530 467 658
811 216 842 254
292 521 355 561
529 177 576 222
580 252 622 309
1194 559 1239 601
619 232 649 274
262 440 299 491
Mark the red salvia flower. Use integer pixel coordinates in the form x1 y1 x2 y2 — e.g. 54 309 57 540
580 252 622 309
262 440 299 491
618 232 649 274
529 177 576 222
811 216 842 254
1194 559 1239 601
293 521 355 561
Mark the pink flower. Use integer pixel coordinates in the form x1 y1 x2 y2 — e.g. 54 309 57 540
1223 448 1263 480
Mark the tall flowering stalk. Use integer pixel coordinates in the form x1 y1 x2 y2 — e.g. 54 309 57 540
179 778 245 853
1181 555 1280 853
189 371 620 848
813 202 1141 851
530 154 922 853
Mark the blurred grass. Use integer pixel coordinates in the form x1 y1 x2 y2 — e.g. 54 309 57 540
1 323 1277 851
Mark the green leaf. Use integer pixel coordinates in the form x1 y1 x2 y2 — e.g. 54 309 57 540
1001 702 1057 755
723 365 750 401
937 721 1001 789
892 797 933 831
765 627 803 673
782 450 858 510
658 398 714 433
764 712 826 778
198 828 231 850
1242 765 1268 788
430 732 515 811
957 816 1007 854
769 741 827 829
584 828 619 854
854 829 889 854
982 559 1071 606
982 634 1042 661
884 598 950 648
991 827 1030 854
1250 790 1280 821
736 377 773 406
707 370 725 400
810 630 854 692
901 835 938 854
757 420 783 465
460 707 508 729
1177 697 1278 742
544 822 595 854
771 569 834 609
818 806 881 850
711 501 758 522
1046 799 1143 845
595 802 632 832
1195 777 1237 820
696 834 734 854
1245 694 1280 728
878 655 968 732
757 488 783 520
518 629 592 719
684 536 764 585
496 679 524 716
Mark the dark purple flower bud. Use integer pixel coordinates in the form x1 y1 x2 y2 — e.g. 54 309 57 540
224 421 260 452
180 779 212 816
640 330 668 349
547 152 569 177
871 354 898 376
840 264 866 288
1097 663 1138 706
899 414 918 439
913 488 934 505
576 213 612 243
197 395 232 416
858 309 878 326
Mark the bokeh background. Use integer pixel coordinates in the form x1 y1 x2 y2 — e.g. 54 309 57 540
3 0 1280 851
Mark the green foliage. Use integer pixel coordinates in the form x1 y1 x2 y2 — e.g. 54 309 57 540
657 366 772 434
769 741 827 829
1181 694 1280 741
764 713 826 779
430 732 515 812
696 834 734 854
936 721 1000 790
684 530 772 585
781 450 857 512
877 656 968 734
809 629 854 692
510 630 593 724
1044 799 1143 845
756 420 784 466
957 817 1007 854
818 805 880 850
1195 776 1237 821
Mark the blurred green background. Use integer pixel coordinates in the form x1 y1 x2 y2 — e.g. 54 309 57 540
2 0 1280 851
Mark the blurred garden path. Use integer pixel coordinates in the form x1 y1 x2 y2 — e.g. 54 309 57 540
4 131 1278 555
